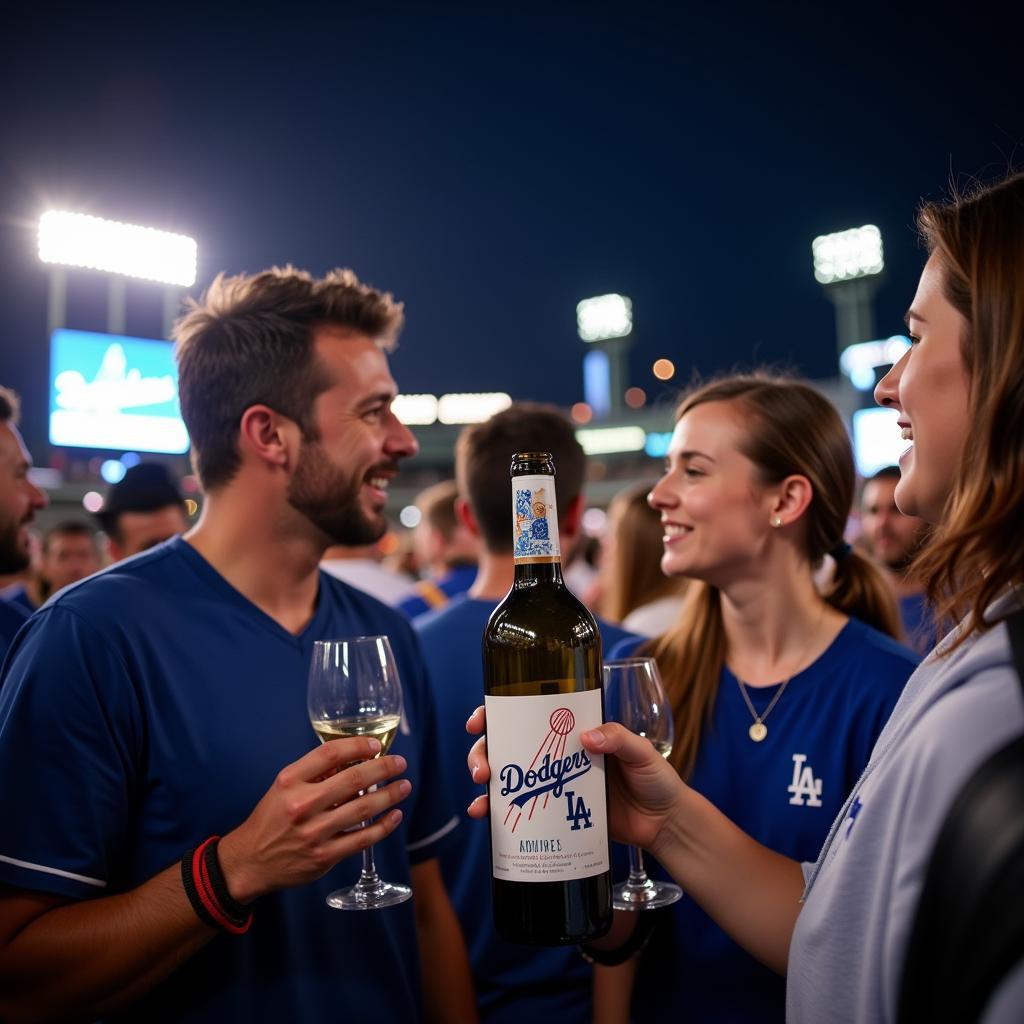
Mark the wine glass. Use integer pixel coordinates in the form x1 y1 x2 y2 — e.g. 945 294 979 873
307 636 411 910
603 657 683 911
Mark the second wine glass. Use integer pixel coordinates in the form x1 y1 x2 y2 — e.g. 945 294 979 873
307 636 411 910
603 657 683 911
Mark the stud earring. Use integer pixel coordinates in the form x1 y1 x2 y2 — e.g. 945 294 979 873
771 515 783 528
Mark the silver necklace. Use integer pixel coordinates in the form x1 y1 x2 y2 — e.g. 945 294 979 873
734 606 825 742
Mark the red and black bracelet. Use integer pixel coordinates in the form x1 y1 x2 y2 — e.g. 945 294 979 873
181 836 253 935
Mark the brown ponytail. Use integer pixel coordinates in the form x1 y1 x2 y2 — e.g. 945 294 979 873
822 548 902 640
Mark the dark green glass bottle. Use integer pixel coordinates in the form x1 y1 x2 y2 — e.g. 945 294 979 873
483 451 612 945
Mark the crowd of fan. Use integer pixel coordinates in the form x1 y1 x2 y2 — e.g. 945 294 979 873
0 171 1020 1024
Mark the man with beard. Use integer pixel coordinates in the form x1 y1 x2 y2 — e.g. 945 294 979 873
860 465 934 654
0 269 475 1023
0 387 47 660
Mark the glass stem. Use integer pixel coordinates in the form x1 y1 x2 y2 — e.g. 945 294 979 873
356 790 380 889
627 844 649 887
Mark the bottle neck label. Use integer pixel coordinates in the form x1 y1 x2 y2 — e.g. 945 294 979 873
512 473 561 564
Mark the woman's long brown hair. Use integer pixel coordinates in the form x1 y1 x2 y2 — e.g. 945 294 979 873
640 375 901 778
910 174 1024 648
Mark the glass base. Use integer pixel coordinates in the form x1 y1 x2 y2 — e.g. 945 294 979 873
612 877 683 911
326 877 412 911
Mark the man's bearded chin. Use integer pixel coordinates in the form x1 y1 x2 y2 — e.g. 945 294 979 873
313 497 386 547
0 520 30 574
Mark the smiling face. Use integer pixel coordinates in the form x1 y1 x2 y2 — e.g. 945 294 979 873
875 255 971 523
648 400 778 587
285 329 418 545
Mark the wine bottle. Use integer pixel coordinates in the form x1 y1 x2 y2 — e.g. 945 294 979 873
483 451 612 945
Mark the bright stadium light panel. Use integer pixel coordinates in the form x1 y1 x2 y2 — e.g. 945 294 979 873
811 225 884 284
38 210 198 287
576 294 633 342
392 394 439 425
575 426 646 455
437 392 512 425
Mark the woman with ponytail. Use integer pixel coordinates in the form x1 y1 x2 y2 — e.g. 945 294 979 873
469 173 1024 1024
594 375 919 1024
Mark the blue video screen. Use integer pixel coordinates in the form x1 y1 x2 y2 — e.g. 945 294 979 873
851 407 907 478
49 328 190 454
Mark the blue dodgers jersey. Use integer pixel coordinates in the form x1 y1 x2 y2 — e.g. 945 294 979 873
416 593 635 1024
0 537 458 1023
610 618 918 1024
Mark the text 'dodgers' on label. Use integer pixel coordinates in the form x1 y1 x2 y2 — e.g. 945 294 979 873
485 689 609 883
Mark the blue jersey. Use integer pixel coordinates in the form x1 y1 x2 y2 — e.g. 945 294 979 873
899 591 937 656
397 563 478 620
416 592 635 1024
0 596 28 668
611 618 918 1024
0 537 459 1023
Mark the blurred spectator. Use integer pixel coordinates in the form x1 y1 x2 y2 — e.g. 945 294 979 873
601 482 687 637
416 402 636 1024
97 463 188 563
563 531 600 600
39 521 101 599
321 541 416 606
0 386 47 660
382 525 421 580
0 528 44 611
860 465 935 654
397 479 478 619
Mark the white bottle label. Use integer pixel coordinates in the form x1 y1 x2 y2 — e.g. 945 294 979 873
512 474 560 563
485 689 609 882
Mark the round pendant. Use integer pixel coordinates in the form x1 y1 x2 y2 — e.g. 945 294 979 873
749 722 768 742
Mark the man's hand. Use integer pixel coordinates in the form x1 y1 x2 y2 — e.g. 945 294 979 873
219 737 411 903
465 707 684 856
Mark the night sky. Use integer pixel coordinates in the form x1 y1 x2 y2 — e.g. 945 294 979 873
2 4 1020 455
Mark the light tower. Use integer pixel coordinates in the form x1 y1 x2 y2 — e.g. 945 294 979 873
576 293 633 420
811 224 884 351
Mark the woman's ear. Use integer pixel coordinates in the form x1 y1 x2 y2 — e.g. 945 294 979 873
768 474 813 527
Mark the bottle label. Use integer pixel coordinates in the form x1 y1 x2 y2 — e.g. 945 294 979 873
485 689 609 882
512 474 560 564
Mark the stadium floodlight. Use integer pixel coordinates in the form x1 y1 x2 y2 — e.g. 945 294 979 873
38 210 197 287
811 225 884 285
392 393 439 426
576 294 633 342
575 425 646 455
437 392 512 425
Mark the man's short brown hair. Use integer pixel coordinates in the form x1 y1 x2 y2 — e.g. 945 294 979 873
0 386 20 425
415 480 460 541
455 403 586 553
174 266 404 490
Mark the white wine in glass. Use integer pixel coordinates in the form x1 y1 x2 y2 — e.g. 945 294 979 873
307 636 411 910
604 657 683 911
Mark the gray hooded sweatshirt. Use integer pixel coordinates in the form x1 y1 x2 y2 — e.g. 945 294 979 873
787 592 1024 1023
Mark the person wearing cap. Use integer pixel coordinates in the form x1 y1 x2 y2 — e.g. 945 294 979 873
97 463 189 563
